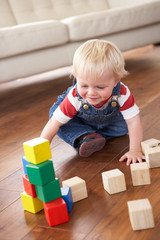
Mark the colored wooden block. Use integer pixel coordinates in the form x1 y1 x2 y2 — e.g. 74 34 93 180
130 162 151 186
22 175 37 198
26 160 55 186
22 156 30 175
127 198 155 230
23 137 52 164
21 191 43 213
61 187 73 212
43 197 69 227
141 138 160 168
62 176 88 203
102 169 126 195
36 178 61 203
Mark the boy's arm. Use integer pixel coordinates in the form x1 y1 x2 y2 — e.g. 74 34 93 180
40 116 63 143
119 114 145 166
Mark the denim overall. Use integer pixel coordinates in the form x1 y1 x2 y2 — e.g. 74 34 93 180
49 79 128 147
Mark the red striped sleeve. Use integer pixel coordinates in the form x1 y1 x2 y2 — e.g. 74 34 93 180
120 84 127 95
119 93 135 111
72 87 78 97
59 94 77 118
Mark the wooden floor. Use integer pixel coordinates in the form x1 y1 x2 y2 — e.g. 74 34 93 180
0 45 160 240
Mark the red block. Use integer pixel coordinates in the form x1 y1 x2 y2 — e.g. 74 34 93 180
43 197 69 226
23 175 37 198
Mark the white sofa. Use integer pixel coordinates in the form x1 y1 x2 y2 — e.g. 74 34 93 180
0 0 160 83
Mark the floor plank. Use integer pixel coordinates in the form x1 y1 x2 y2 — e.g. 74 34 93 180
0 198 44 240
22 226 86 240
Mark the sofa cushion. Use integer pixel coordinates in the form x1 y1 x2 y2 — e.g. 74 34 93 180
0 20 69 58
8 0 109 23
63 1 160 41
107 0 156 9
0 0 17 27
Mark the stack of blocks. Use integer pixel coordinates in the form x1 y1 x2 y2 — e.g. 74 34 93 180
21 137 71 226
21 137 88 227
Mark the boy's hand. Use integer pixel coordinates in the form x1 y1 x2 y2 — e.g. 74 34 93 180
119 150 145 166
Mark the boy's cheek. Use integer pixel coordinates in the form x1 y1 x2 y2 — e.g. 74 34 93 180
78 89 86 96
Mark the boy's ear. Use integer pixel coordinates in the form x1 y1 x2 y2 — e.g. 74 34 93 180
114 78 120 87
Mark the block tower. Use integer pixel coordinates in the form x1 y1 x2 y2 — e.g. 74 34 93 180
21 137 72 226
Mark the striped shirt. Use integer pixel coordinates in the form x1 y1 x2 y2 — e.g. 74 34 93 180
53 82 139 124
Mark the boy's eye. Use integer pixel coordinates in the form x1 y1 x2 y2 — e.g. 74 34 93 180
81 85 88 88
97 86 104 89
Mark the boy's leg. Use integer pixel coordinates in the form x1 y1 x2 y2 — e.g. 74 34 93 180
78 133 106 157
54 115 95 147
97 112 128 140
53 116 106 157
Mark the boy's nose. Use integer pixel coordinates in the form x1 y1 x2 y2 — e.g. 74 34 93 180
88 87 96 95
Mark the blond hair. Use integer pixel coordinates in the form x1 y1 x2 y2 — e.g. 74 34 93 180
72 39 128 80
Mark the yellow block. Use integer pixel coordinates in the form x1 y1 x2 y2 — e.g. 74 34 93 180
23 137 52 164
21 191 44 213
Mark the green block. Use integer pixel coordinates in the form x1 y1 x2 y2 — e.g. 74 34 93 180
27 160 55 186
36 178 61 203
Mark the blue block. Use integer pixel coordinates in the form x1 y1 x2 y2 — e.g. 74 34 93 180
22 156 30 175
61 187 73 213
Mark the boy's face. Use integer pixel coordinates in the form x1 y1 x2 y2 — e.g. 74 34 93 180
76 70 119 106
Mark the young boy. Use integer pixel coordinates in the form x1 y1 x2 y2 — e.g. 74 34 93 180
41 39 145 166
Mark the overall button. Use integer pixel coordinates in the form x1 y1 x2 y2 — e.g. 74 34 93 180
83 104 89 110
111 101 117 107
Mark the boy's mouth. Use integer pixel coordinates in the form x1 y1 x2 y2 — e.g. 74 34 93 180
87 96 102 104
87 97 99 101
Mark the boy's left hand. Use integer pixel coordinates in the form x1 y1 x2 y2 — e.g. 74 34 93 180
119 150 145 166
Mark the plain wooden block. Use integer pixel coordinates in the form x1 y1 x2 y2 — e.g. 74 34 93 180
102 169 126 195
130 162 151 186
23 137 52 164
141 138 160 154
145 147 160 168
127 198 155 230
141 138 160 168
62 176 88 203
